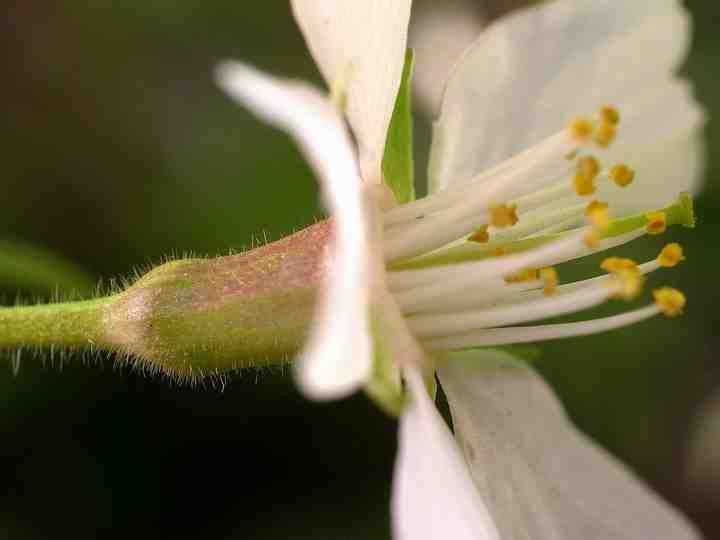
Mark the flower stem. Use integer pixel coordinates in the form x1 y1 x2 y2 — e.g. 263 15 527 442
0 298 112 350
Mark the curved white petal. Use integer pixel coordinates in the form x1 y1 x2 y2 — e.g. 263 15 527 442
290 0 412 181
408 2 484 116
429 0 706 214
438 350 701 540
215 61 372 400
392 366 500 540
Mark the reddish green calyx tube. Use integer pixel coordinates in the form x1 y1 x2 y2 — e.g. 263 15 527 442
0 221 331 380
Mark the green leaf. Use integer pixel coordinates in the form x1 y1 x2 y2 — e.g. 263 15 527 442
382 48 415 204
0 239 94 295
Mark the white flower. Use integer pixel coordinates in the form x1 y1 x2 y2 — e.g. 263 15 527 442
216 0 705 538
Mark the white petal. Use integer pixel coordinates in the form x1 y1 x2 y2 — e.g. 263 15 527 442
392 366 500 540
290 0 412 181
429 0 706 213
438 350 701 540
408 2 484 116
215 61 372 400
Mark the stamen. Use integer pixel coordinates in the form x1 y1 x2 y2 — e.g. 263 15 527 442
599 106 620 126
579 156 601 179
424 305 660 350
478 204 585 249
583 231 600 249
573 157 601 196
594 122 616 147
540 267 558 296
570 117 594 141
489 204 519 228
609 164 635 187
388 231 589 299
390 191 692 274
645 211 668 235
397 252 667 317
585 201 610 230
504 268 539 284
608 268 644 301
486 258 662 309
383 130 579 228
468 225 489 243
573 172 596 196
407 280 617 338
653 287 686 317
583 197 611 248
657 243 685 267
396 278 541 315
600 257 638 273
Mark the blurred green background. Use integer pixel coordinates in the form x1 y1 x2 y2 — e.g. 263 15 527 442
1 1 718 538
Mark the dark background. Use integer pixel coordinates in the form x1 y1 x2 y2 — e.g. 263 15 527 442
1 1 718 538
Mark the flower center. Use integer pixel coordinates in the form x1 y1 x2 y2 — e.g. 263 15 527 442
377 106 694 352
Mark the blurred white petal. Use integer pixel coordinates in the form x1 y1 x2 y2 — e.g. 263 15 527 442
409 2 484 116
215 61 372 399
392 366 500 540
290 0 411 181
438 350 701 540
429 0 705 213
684 391 720 494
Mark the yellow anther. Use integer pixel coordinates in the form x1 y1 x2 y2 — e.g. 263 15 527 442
601 257 638 273
586 202 610 233
468 225 489 243
585 199 608 217
578 156 601 180
657 243 685 268
594 122 616 147
540 267 558 296
489 204 518 228
588 209 610 231
573 173 596 196
609 164 635 188
504 268 539 284
653 287 686 317
565 150 579 160
573 157 600 196
583 200 610 248
494 246 507 257
570 117 594 141
583 230 600 249
599 106 620 126
645 211 667 235
610 268 644 301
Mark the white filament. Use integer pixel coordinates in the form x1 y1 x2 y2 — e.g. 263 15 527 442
425 305 661 350
407 279 616 338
